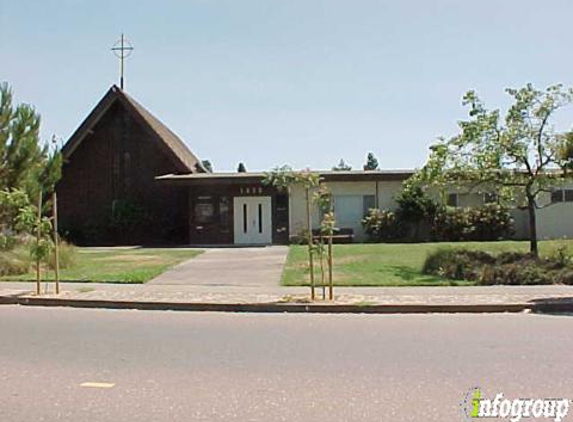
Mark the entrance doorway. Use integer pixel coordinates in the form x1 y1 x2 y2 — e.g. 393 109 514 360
233 196 272 245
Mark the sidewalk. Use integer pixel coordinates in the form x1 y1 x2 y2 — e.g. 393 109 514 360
2 282 573 313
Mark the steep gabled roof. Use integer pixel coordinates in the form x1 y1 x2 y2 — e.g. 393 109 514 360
62 85 207 173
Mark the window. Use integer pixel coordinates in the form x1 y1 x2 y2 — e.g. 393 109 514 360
275 194 289 235
551 190 564 203
484 193 498 204
276 194 288 212
194 197 214 223
333 195 364 226
219 197 230 231
447 193 458 207
363 195 376 216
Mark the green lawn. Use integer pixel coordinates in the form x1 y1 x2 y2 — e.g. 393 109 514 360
282 240 573 287
0 247 203 284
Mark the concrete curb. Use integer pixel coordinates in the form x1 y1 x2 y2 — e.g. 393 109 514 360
3 294 573 314
2 293 572 314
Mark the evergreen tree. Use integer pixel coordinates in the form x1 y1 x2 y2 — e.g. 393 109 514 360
332 159 352 171
201 160 213 172
237 162 247 173
0 83 62 199
363 152 379 170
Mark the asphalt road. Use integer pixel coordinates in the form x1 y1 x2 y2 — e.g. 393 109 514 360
1 307 572 422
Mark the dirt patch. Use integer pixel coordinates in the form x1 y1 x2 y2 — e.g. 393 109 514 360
95 255 165 264
332 255 369 265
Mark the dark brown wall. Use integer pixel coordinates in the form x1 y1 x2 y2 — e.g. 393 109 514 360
57 102 189 245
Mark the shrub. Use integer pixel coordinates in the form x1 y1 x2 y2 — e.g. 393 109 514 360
556 269 573 285
0 234 16 250
46 241 77 270
479 263 553 285
0 249 30 276
422 248 494 280
431 207 472 241
431 205 514 242
422 248 573 285
394 186 438 240
469 204 514 241
496 251 531 264
0 189 36 251
362 209 406 242
549 246 573 268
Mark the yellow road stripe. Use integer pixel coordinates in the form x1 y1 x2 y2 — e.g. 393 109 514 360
80 382 115 388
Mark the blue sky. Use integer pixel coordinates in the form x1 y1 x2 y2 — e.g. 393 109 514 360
1 0 572 171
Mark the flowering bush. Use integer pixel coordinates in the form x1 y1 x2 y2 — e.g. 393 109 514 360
362 209 406 241
431 204 514 242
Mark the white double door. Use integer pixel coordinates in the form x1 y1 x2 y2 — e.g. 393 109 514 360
233 196 272 245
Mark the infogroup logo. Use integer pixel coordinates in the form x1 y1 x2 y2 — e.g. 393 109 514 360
461 387 570 422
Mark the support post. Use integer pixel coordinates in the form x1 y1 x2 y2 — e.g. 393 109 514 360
305 187 315 300
35 192 42 296
52 192 60 294
320 244 326 300
328 235 333 301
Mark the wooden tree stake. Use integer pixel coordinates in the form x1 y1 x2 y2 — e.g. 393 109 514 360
35 192 42 296
52 192 60 294
328 235 333 300
305 187 315 300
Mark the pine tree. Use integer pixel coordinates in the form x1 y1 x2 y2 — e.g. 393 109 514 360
201 160 213 172
363 152 379 170
0 83 62 199
332 159 352 171
237 162 247 173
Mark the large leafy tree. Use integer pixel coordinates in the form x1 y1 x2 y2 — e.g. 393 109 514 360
414 83 573 257
0 82 61 199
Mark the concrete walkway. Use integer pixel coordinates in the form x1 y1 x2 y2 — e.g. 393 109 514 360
148 246 289 287
2 282 573 305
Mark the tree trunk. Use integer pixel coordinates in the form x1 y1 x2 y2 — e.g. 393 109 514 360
527 196 538 258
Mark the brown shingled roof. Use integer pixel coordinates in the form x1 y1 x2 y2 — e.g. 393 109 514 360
62 85 207 173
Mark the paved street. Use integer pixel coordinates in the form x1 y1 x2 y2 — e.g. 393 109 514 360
1 306 572 422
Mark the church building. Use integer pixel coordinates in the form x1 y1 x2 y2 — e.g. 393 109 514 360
57 85 206 245
57 85 299 245
57 85 414 245
57 86 573 246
